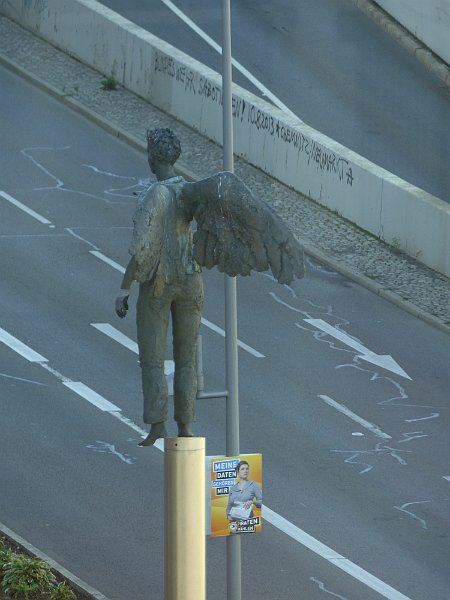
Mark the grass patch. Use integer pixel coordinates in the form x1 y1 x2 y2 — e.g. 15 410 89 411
0 537 78 600
100 76 118 91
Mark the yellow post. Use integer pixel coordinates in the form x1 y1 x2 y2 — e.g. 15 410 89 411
164 437 206 600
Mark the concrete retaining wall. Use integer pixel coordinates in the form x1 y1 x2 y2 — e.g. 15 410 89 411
375 0 450 65
1 0 449 277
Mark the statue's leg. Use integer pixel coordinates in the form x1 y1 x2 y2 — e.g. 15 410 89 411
136 282 171 426
171 273 204 433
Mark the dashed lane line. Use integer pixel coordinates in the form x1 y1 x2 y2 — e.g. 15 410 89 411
1 326 414 600
159 0 297 119
0 190 52 225
318 394 392 440
90 252 265 358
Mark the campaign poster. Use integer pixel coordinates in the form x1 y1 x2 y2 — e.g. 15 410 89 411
210 454 262 537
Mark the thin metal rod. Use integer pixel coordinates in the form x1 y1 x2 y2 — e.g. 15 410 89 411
222 2 241 600
222 0 238 456
196 335 228 399
222 0 234 174
196 334 205 392
196 391 229 400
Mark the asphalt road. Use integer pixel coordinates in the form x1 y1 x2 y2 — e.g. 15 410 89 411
99 0 450 203
1 65 450 600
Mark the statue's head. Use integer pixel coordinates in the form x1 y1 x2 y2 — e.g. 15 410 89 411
146 128 181 166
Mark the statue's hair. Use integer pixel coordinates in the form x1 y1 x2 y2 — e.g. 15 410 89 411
146 128 181 165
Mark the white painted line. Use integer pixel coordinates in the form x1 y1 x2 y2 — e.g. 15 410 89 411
9 324 407 599
263 507 413 600
0 327 48 363
89 250 264 358
108 411 164 452
89 250 125 273
444 476 450 482
0 190 52 225
43 364 410 600
92 323 138 353
305 318 411 380
318 395 392 440
40 361 155 445
63 381 121 412
0 522 112 600
93 315 265 361
159 0 297 119
201 317 265 358
91 323 175 376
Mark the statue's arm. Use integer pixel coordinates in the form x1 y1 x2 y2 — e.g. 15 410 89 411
120 255 138 291
115 256 138 318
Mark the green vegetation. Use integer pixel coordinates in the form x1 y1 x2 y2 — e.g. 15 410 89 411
0 538 76 600
101 76 118 91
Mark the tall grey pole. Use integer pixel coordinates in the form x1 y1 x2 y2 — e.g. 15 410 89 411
222 2 241 600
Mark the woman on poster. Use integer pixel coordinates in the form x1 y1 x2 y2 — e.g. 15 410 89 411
226 461 262 522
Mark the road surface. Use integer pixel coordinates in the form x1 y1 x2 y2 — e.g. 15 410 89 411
1 64 450 600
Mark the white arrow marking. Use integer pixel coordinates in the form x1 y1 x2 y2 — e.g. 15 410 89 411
304 319 411 380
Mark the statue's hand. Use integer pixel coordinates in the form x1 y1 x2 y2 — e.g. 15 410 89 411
115 291 129 318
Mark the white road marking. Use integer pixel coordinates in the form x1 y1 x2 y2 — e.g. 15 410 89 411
86 441 134 464
318 395 392 440
264 507 413 600
91 323 175 381
2 327 413 598
201 317 265 358
0 327 48 363
304 319 411 380
405 413 439 422
92 323 138 353
444 476 450 482
107 411 164 452
332 443 410 475
0 372 47 386
89 248 265 358
310 578 349 600
159 0 297 118
394 501 430 531
0 190 52 225
63 381 121 412
89 250 125 273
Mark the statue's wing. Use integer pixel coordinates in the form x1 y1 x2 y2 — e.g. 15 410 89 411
180 171 304 284
128 183 171 283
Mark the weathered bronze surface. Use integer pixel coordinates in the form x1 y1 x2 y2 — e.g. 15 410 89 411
116 128 304 445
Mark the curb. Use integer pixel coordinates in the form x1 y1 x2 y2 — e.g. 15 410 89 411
1 50 449 337
0 522 113 600
352 0 450 88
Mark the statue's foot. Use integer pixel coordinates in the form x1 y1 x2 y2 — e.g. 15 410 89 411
139 422 167 447
177 423 194 437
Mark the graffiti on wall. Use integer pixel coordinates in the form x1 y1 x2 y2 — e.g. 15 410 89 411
154 50 354 186
24 0 48 12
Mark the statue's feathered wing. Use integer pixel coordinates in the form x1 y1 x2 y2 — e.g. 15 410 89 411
181 171 304 284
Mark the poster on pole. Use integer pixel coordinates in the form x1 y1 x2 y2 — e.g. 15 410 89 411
209 454 262 537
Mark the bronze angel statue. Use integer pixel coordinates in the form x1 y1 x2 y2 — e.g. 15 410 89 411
115 128 304 446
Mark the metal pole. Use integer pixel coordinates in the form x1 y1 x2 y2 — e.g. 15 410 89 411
222 0 234 175
164 437 206 600
222 2 241 600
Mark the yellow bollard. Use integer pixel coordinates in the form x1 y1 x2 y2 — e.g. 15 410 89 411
164 437 206 600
